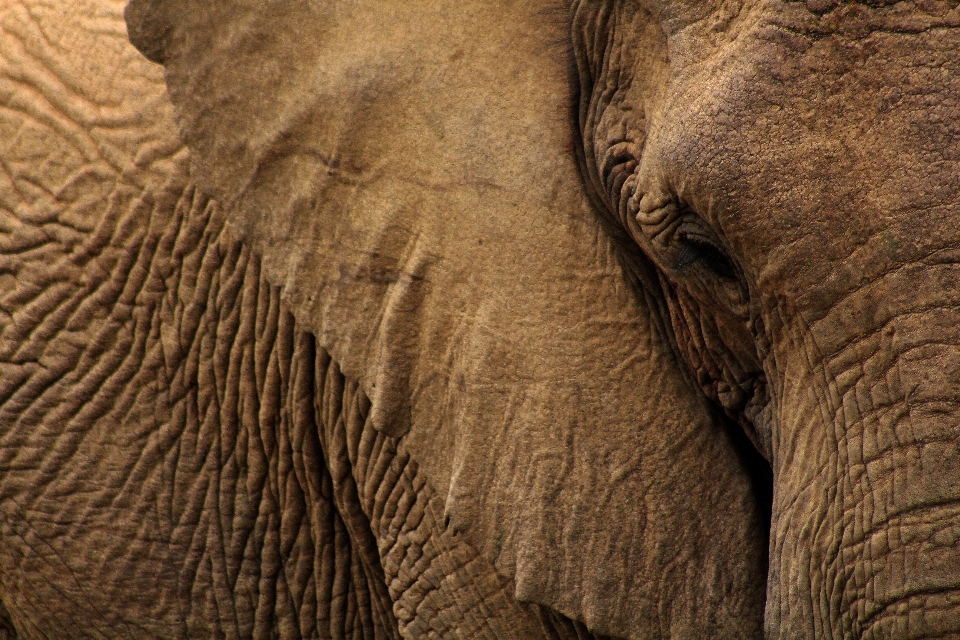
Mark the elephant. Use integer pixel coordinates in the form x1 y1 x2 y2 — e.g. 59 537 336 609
5 0 957 638
0 0 769 638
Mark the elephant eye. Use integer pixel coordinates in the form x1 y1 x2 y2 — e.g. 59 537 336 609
675 235 738 281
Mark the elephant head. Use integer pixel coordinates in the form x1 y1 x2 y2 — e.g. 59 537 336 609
125 0 960 638
0 0 767 638
568 0 960 637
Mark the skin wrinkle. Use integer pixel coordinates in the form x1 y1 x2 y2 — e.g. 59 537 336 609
6 511 115 636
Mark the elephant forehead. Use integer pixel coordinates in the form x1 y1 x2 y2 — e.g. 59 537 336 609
641 0 960 39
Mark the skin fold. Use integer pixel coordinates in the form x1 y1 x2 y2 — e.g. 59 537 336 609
2 2 617 636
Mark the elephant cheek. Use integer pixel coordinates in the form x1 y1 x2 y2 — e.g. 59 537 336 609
766 292 960 638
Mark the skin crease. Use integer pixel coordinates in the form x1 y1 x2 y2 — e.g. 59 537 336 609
2 2 618 637
574 0 960 637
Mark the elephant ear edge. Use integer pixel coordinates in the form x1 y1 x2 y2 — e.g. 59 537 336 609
125 0 171 64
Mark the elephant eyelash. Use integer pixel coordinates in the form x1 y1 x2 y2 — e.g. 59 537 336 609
675 236 738 280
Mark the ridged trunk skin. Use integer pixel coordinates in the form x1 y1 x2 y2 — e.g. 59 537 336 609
763 245 960 639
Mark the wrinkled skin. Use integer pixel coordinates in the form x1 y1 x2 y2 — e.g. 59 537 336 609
7 0 957 638
573 0 960 637
0 1 770 639
129 0 960 633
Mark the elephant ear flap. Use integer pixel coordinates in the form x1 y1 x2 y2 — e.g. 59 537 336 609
441 259 772 638
126 1 768 637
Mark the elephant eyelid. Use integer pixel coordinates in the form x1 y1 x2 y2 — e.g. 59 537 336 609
674 235 738 280
674 240 703 271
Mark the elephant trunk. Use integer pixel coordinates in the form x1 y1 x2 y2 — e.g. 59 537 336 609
766 260 960 639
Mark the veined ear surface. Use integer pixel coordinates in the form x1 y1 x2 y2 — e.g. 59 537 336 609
125 1 768 637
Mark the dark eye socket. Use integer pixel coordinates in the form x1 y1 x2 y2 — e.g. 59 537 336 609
674 236 738 280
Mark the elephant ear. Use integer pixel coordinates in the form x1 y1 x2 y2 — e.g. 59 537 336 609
126 1 767 637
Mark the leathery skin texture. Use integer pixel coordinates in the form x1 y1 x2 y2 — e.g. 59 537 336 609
0 2 634 636
572 0 960 638
14 0 960 637
0 0 767 637
121 0 772 637
0 152 614 639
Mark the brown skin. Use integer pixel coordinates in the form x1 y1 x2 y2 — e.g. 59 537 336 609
2 4 612 636
0 0 769 638
20 0 960 637
574 0 960 637
124 0 771 637
15 0 958 637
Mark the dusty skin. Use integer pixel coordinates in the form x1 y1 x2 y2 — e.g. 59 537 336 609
0 0 958 638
